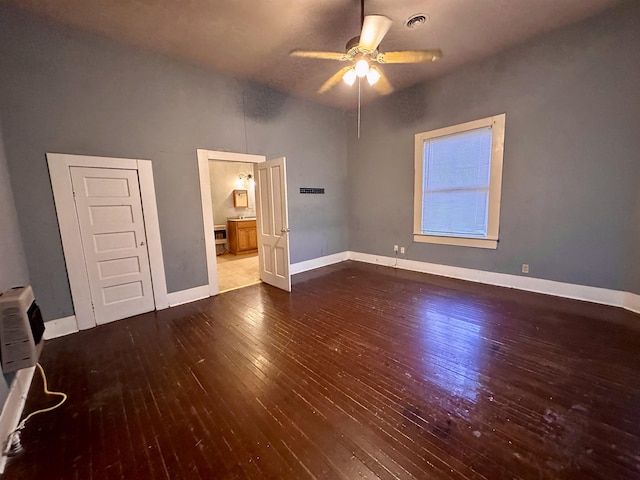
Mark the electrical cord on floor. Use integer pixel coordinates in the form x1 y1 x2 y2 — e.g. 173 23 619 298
5 363 67 456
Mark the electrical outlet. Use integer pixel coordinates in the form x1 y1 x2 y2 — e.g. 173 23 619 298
393 245 399 253
522 264 529 274
400 247 406 254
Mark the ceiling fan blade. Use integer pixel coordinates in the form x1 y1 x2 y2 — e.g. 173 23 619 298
359 15 393 51
318 66 354 94
290 50 348 61
370 67 393 95
376 50 443 64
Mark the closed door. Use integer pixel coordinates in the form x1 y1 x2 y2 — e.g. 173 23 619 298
70 167 155 324
254 157 291 292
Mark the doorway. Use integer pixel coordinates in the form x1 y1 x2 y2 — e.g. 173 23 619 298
208 159 260 292
197 149 291 295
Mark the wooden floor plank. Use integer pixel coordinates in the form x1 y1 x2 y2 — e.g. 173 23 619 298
5 261 640 479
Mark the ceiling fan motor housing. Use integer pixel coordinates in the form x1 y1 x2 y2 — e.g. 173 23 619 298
346 35 379 59
345 36 360 54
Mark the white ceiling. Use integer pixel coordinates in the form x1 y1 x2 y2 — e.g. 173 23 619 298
8 0 623 109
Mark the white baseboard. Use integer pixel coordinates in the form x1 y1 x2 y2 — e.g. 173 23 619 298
348 251 638 314
42 287 214 340
349 252 397 268
39 255 640 342
625 292 640 315
0 366 36 473
290 251 349 275
43 315 78 340
159 252 350 306
167 285 210 307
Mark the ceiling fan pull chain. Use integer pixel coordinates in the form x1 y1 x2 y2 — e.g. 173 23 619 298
358 77 361 139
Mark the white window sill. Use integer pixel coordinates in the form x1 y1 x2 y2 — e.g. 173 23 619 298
413 234 498 249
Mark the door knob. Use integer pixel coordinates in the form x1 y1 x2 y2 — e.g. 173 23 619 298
140 241 145 246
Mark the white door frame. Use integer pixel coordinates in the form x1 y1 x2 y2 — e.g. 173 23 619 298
196 149 265 296
48 153 168 330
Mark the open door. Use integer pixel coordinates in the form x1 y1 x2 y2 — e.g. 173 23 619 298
254 157 291 292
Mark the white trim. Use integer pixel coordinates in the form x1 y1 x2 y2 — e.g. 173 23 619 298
167 285 210 307
348 251 639 314
624 292 640 315
349 252 396 268
163 252 348 306
48 154 94 330
0 366 36 473
137 160 168 310
196 149 266 297
290 252 349 275
197 151 219 297
47 153 168 331
159 252 348 306
414 114 505 249
413 234 498 249
47 154 138 169
43 316 79 340
197 149 264 164
34 253 639 316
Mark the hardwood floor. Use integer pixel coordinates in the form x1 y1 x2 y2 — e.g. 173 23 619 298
5 261 640 479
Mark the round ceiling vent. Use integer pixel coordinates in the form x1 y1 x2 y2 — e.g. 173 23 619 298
405 13 429 30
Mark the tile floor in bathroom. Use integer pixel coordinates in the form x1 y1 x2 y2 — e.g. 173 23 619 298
216 252 260 291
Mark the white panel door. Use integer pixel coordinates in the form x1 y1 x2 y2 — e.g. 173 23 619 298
255 157 291 292
70 167 155 324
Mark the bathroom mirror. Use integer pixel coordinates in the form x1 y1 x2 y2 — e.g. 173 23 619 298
233 189 248 208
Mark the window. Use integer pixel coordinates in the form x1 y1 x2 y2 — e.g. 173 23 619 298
414 114 505 249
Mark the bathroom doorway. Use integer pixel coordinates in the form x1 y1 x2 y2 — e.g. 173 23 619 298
208 160 260 291
197 149 291 296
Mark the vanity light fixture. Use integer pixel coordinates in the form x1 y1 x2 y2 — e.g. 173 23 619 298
238 173 255 188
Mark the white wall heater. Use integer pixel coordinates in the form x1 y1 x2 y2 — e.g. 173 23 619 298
0 286 45 373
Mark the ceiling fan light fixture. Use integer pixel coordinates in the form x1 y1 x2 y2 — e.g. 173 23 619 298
343 68 357 86
366 67 381 86
355 58 369 78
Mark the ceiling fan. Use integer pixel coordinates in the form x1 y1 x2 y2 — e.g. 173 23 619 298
290 0 442 95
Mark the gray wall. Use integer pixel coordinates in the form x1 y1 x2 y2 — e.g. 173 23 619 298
1 0 637 328
0 6 348 321
0 119 30 406
0 120 30 293
347 1 640 294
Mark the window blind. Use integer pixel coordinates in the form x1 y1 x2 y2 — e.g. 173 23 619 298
422 126 493 238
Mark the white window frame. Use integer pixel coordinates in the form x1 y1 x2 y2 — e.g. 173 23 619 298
413 113 506 249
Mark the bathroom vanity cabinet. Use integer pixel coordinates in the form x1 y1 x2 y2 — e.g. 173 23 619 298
227 218 258 255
